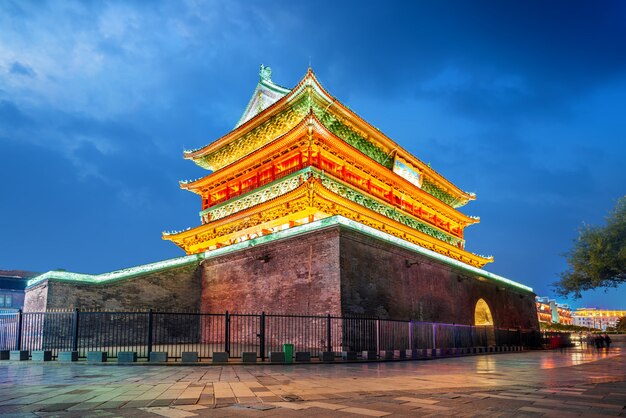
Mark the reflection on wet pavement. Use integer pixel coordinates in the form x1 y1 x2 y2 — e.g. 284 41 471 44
0 345 624 416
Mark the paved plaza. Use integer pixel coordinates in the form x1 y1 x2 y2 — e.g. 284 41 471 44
0 346 625 417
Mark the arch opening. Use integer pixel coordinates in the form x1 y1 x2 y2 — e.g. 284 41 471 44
475 298 496 346
475 298 494 326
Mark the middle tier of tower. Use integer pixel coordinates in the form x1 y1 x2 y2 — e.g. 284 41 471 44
178 115 478 247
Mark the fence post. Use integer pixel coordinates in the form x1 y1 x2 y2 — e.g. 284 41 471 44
431 322 436 350
224 311 230 354
15 309 23 351
518 327 522 347
375 319 380 353
327 313 332 353
259 312 266 361
470 325 474 347
147 309 153 356
452 323 457 349
408 320 413 350
71 308 80 352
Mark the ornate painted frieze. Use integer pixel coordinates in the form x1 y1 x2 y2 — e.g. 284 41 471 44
177 195 310 254
201 170 310 223
318 174 464 248
421 178 462 208
193 98 310 170
313 106 393 169
194 165 464 249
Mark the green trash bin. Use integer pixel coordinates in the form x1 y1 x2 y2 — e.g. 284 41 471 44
283 343 294 363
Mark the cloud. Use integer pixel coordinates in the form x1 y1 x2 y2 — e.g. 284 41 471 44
9 61 36 77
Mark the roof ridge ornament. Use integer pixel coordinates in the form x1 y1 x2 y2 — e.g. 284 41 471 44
260 64 272 81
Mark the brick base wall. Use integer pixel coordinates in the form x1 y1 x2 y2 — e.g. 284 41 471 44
339 229 539 329
23 282 48 312
200 226 342 315
23 262 202 312
22 226 538 332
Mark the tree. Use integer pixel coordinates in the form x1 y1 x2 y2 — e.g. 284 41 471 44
616 317 626 332
555 196 626 298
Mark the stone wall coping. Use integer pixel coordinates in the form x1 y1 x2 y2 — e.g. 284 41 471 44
26 254 204 288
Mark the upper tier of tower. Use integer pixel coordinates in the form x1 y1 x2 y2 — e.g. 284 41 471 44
183 66 475 209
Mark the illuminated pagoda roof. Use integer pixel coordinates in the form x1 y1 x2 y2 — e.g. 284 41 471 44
183 67 474 208
167 65 492 268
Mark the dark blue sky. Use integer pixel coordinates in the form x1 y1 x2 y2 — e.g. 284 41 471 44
1 1 625 309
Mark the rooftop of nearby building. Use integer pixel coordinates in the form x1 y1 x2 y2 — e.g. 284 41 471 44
0 270 39 291
572 308 626 316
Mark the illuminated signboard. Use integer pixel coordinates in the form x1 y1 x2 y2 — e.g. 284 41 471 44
393 157 422 188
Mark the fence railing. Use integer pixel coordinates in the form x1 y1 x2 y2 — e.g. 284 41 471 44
0 309 543 360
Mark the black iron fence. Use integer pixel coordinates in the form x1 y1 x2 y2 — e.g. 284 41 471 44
0 310 542 360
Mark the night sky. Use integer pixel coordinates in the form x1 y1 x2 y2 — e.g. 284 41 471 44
1 1 625 309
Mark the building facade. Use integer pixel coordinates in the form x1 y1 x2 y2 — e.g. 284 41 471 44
0 270 38 310
535 297 572 325
572 308 626 330
557 305 573 325
536 297 554 324
24 66 539 331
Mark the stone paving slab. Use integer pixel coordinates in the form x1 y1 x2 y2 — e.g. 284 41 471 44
0 346 625 416
339 406 390 416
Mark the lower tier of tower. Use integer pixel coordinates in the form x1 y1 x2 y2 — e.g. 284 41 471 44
164 167 491 268
25 217 538 331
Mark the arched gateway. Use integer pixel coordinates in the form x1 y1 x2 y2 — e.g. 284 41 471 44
474 298 496 346
474 298 494 325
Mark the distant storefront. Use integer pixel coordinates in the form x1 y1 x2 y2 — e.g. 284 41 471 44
573 308 626 330
535 297 572 325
